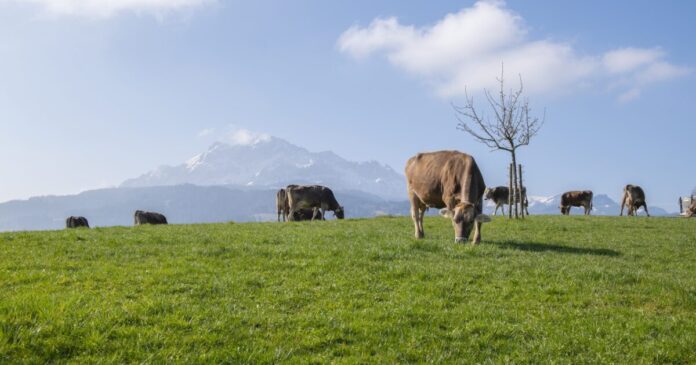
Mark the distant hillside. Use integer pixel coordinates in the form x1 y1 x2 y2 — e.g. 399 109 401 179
121 135 406 201
0 184 675 232
0 185 410 232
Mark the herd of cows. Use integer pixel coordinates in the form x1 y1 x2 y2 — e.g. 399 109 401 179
402 150 694 243
64 150 696 243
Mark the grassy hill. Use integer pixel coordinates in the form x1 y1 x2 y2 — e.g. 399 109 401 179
1 216 695 363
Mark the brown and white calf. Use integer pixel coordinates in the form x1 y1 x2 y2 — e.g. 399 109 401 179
620 184 650 217
560 191 593 215
685 200 696 217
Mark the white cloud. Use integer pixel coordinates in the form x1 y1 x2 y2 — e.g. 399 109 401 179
635 61 690 84
338 0 690 101
7 0 215 18
603 48 664 74
197 128 215 138
224 128 271 146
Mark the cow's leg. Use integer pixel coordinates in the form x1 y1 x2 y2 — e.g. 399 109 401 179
471 220 482 245
287 201 297 222
409 191 424 239
417 206 426 235
493 204 498 216
643 203 650 217
320 203 328 220
411 206 421 238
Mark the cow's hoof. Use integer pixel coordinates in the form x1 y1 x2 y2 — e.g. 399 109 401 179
454 238 466 244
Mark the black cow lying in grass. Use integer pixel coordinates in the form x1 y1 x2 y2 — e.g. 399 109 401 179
134 210 168 225
66 216 89 229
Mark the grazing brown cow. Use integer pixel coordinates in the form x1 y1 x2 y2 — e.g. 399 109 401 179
484 186 529 216
560 191 593 215
134 210 168 225
405 150 490 244
66 216 89 229
286 185 344 221
620 184 650 217
291 208 323 221
685 200 696 217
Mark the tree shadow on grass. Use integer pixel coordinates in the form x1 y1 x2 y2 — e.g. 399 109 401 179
491 240 620 257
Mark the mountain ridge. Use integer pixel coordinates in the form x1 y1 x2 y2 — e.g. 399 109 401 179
121 136 406 201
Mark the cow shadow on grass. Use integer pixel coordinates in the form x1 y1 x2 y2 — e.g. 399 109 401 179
490 240 620 257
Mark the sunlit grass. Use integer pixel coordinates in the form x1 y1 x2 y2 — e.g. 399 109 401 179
1 216 695 363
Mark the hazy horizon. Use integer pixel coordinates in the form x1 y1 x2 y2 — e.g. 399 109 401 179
1 0 694 211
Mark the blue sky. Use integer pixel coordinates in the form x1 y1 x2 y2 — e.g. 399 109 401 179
0 0 693 211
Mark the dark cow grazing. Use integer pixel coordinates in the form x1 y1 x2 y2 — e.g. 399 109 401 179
66 216 89 229
620 184 650 217
286 185 344 221
405 150 491 244
685 200 696 217
134 210 168 225
560 191 593 215
483 186 529 216
291 208 323 221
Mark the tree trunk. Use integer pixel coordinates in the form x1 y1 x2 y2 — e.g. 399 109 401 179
518 163 524 218
508 163 513 219
511 150 519 219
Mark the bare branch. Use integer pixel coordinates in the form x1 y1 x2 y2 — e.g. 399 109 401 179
452 65 545 161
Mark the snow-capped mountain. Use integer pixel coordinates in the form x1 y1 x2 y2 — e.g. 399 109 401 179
121 135 407 201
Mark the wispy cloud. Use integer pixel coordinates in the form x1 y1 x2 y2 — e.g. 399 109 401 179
5 0 216 19
223 128 271 146
338 0 690 101
197 128 215 138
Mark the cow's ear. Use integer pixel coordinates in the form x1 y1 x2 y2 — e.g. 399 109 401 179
475 214 491 223
439 208 453 218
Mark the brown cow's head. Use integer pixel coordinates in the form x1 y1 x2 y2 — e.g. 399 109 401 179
440 202 490 243
334 206 345 219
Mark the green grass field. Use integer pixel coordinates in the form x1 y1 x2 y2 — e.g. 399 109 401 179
1 216 695 364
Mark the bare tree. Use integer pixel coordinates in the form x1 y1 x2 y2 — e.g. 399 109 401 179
453 66 544 218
